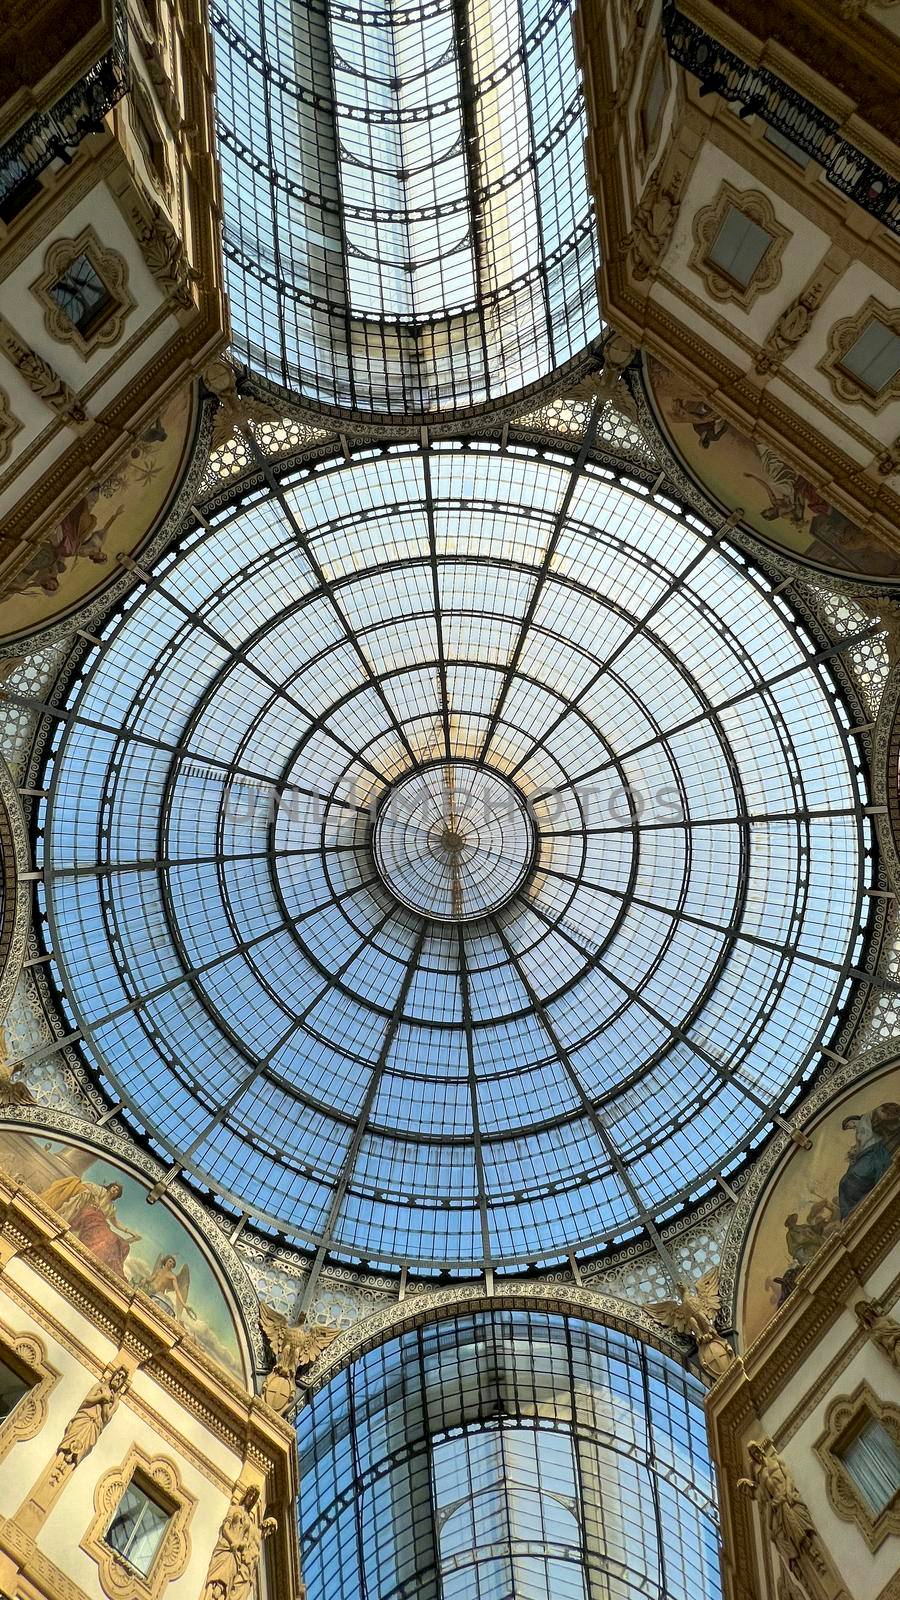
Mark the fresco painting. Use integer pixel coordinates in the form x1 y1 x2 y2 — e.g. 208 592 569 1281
647 356 900 580
0 1126 244 1379
740 1069 900 1348
0 383 196 638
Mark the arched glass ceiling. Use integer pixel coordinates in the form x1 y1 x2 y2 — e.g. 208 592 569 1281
42 443 870 1273
298 1308 721 1600
211 0 602 414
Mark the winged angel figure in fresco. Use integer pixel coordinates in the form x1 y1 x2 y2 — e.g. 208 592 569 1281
258 1303 339 1414
646 1269 735 1381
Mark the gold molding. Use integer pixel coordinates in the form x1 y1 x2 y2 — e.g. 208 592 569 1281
31 225 136 359
81 1446 195 1600
688 181 790 310
0 1322 58 1464
820 296 900 415
815 1380 900 1552
0 388 22 466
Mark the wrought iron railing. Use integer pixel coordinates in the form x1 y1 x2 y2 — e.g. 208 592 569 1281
662 1 900 239
0 4 129 210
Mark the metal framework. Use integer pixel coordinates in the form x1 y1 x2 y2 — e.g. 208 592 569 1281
296 1307 722 1600
662 1 900 239
0 6 129 210
36 440 875 1279
210 0 602 416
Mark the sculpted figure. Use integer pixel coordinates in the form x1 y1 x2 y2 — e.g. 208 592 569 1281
856 1298 900 1370
755 286 823 375
202 1484 276 1600
647 1270 735 1381
259 1304 339 1415
738 1438 825 1581
50 1365 129 1485
628 163 682 281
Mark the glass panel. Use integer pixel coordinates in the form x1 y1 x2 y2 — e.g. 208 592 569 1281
840 319 900 393
48 253 112 333
707 206 773 286
841 1417 900 1515
210 0 601 413
43 449 868 1271
0 1356 30 1421
297 1310 722 1600
763 125 810 167
105 1481 171 1577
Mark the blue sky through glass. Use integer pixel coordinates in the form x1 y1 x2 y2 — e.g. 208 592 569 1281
43 445 870 1273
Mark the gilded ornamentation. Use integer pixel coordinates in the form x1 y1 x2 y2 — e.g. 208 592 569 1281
646 1270 735 1380
820 296 900 414
628 160 682 282
815 1381 900 1552
738 1437 827 1584
201 1483 276 1600
0 1039 34 1106
31 227 136 358
48 1364 130 1488
613 6 646 112
0 317 87 424
755 283 825 376
125 187 195 311
259 1302 339 1414
875 437 900 477
689 183 790 311
855 1298 900 1370
0 387 22 467
82 1448 195 1600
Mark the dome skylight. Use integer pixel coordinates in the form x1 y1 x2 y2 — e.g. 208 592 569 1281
42 442 871 1273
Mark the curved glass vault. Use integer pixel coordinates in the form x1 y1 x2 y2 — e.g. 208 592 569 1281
41 442 871 1273
211 0 602 414
297 1308 722 1599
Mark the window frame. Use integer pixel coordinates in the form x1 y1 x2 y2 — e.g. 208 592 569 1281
82 1447 195 1600
820 297 900 414
815 1380 900 1551
0 1323 58 1464
689 181 790 310
31 225 136 358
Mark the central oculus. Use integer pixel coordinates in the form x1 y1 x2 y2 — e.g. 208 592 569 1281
372 761 537 922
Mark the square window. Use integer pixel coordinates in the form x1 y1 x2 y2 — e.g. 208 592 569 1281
104 1478 172 1577
840 1416 900 1516
839 318 900 394
764 125 811 168
47 254 114 337
0 1355 30 1421
707 206 774 287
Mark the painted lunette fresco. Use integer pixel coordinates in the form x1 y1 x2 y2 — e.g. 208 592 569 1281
647 356 900 581
0 1126 245 1379
740 1066 900 1348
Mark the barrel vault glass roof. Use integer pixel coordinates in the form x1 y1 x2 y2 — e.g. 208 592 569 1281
211 0 602 414
298 1309 721 1599
40 442 872 1275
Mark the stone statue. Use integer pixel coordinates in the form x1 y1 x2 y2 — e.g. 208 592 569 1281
738 1438 826 1582
202 1484 276 1600
49 1365 129 1486
755 285 823 375
647 1269 735 1381
855 1298 900 1370
258 1304 339 1415
628 162 682 281
0 319 87 424
0 1042 34 1106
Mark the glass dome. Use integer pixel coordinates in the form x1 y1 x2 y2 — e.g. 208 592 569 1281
42 442 870 1272
210 0 602 415
297 1307 722 1599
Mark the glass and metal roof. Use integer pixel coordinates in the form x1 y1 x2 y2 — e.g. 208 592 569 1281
211 0 602 415
41 441 871 1274
298 1307 721 1599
